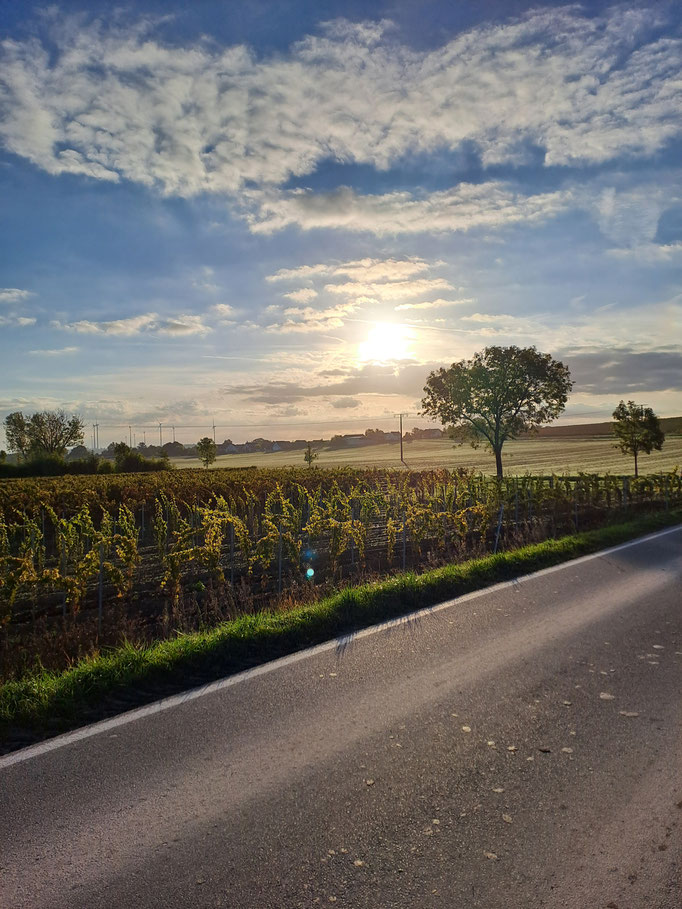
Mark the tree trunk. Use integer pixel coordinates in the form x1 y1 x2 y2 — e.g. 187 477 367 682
634 449 638 478
494 446 504 479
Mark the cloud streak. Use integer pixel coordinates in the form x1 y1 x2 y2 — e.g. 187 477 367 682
246 183 574 235
53 312 212 336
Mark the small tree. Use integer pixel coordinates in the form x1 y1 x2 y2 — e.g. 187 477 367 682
421 345 572 478
197 436 217 469
4 410 84 460
304 442 319 468
612 400 664 477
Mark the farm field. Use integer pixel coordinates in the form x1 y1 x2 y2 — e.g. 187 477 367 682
173 436 682 475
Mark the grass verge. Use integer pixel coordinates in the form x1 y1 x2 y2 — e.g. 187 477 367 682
1 508 680 747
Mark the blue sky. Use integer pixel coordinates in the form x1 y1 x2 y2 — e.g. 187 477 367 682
1 1 681 446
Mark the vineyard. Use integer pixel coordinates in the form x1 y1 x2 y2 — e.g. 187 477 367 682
1 466 680 681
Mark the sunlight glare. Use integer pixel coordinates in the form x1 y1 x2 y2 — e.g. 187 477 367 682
357 322 413 363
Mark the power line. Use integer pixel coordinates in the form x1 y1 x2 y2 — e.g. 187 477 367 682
85 415 434 430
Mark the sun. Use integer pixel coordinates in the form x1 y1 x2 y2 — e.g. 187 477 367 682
358 322 413 363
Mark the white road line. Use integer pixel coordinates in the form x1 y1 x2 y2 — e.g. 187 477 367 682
1 523 679 771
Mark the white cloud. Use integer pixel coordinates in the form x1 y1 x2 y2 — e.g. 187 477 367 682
156 315 211 336
0 288 33 304
283 288 318 304
0 314 36 327
266 264 331 282
0 6 679 209
29 346 79 356
212 303 236 317
332 258 433 282
53 312 211 336
395 297 473 311
590 185 676 247
325 276 454 299
267 256 434 284
266 300 360 334
606 241 682 263
247 183 573 235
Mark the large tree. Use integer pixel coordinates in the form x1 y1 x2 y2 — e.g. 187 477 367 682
421 345 572 478
4 410 84 460
612 400 664 477
197 436 217 469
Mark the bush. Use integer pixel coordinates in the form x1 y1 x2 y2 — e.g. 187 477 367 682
0 450 171 478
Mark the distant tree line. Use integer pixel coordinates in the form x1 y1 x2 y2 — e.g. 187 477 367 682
1 364 669 478
0 412 171 478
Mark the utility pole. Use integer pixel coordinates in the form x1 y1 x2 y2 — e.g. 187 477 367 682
172 425 176 443
212 420 216 443
129 425 132 447
94 422 99 451
395 413 408 466
159 423 163 446
143 431 146 446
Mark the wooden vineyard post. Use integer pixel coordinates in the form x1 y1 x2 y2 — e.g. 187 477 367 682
350 501 355 573
402 512 407 571
493 504 504 554
98 541 104 637
277 520 283 596
60 520 67 620
527 486 533 529
230 522 235 586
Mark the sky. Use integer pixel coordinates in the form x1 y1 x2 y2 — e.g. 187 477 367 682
0 0 681 447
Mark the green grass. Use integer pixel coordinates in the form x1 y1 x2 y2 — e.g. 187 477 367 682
173 436 682 474
1 508 680 745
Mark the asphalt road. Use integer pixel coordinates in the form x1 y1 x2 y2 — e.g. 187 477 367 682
1 526 681 909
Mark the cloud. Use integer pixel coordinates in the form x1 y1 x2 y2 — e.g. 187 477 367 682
283 288 318 304
395 297 473 311
561 349 682 394
29 346 79 356
247 183 574 235
330 396 361 409
333 258 433 282
0 314 36 327
266 257 433 283
0 288 33 304
325 276 454 299
606 242 682 263
262 256 455 331
590 185 675 247
1 6 679 209
212 303 236 317
53 312 211 336
266 299 361 333
157 315 211 336
266 264 332 282
225 361 434 404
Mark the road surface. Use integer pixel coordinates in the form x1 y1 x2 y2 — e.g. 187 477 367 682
1 526 681 908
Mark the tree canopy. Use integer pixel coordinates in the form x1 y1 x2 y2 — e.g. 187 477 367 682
4 410 85 460
612 400 664 477
421 345 572 478
197 436 217 469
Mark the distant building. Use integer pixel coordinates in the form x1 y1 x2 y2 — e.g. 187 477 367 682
344 434 369 447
